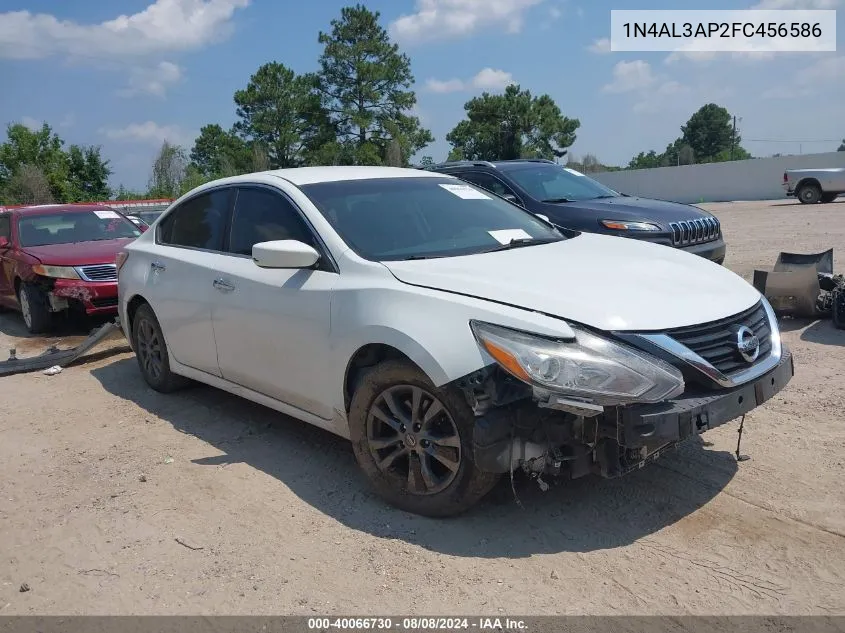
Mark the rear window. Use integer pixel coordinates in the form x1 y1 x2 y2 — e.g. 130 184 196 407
17 209 141 247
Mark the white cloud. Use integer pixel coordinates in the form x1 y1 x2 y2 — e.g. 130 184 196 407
632 81 692 113
389 0 544 43
100 121 189 146
751 0 840 7
0 0 250 60
602 60 656 93
119 61 182 97
20 116 41 131
549 6 562 19
471 67 514 89
587 38 611 54
426 68 515 93
426 78 466 93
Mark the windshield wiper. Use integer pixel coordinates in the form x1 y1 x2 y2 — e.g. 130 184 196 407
591 194 618 199
482 237 561 253
541 197 573 203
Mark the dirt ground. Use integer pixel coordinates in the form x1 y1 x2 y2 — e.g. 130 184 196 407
0 199 843 616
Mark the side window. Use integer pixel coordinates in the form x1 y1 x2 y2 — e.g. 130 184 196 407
158 188 232 251
457 172 519 199
228 187 316 257
0 215 10 240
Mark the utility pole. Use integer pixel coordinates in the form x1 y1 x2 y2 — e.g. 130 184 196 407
730 115 737 161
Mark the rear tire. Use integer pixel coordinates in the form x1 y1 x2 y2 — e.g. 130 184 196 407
347 360 500 517
797 183 821 204
18 282 52 334
131 303 188 393
820 192 838 204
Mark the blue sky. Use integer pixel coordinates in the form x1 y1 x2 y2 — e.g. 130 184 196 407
1 0 842 192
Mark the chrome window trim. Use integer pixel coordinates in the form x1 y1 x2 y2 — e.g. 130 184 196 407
631 297 782 388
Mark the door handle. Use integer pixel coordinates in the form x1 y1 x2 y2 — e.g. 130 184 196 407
213 278 235 292
150 261 166 272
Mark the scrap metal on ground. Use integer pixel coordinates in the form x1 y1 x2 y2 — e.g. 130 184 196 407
0 319 129 377
753 248 845 329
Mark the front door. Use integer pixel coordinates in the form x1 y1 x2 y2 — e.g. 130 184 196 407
210 186 338 419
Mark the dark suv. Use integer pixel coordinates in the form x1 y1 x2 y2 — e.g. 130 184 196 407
428 159 726 264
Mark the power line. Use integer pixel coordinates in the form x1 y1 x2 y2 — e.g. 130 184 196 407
744 138 842 143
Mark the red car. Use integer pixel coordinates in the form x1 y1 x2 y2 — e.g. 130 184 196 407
0 204 143 333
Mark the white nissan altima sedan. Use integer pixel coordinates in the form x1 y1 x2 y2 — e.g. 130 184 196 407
116 166 793 517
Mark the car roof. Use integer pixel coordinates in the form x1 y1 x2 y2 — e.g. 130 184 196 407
265 166 448 186
12 203 116 216
428 159 561 173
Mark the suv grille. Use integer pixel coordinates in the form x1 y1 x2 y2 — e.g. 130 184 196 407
669 217 720 246
664 300 772 376
77 264 117 282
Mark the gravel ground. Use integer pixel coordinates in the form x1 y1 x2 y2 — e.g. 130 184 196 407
0 198 843 616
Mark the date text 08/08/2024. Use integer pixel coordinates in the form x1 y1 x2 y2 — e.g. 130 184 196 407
622 21 823 38
307 617 528 631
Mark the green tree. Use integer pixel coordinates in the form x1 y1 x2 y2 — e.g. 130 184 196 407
190 124 250 178
837 139 844 151
445 84 579 161
627 150 662 170
680 103 746 163
66 145 112 201
419 155 434 168
114 185 146 200
315 4 432 165
4 164 54 205
0 122 69 201
233 62 331 168
148 141 188 199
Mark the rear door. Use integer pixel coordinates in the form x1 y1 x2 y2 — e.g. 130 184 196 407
0 213 13 305
145 187 235 377
209 185 339 419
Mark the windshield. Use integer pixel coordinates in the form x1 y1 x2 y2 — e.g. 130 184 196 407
18 209 141 247
505 165 619 202
300 177 565 261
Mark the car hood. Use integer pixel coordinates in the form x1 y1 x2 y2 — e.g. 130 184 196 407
23 238 135 266
381 233 760 332
542 196 710 225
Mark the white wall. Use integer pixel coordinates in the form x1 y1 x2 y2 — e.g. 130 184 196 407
591 152 845 203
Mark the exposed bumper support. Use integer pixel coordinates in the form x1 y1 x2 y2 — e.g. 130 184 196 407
0 320 129 377
470 348 794 479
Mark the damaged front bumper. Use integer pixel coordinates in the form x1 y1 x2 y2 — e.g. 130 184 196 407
468 348 794 481
43 278 119 316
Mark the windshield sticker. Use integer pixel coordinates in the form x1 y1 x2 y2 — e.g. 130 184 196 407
488 229 532 244
93 210 120 219
439 183 492 200
564 168 586 177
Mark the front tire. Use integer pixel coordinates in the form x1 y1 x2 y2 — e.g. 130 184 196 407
131 303 188 393
18 282 52 334
797 183 821 204
348 360 500 517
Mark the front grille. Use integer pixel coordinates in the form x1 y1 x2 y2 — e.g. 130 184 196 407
669 217 720 247
77 264 117 282
91 297 118 308
664 300 772 376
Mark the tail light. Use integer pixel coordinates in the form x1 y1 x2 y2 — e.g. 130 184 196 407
115 251 130 272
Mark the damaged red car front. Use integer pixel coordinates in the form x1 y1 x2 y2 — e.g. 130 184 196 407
0 204 142 333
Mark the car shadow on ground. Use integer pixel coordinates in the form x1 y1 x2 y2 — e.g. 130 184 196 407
91 357 740 559
0 310 111 340
779 316 844 346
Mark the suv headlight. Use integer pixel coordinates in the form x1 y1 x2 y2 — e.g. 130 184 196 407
600 220 661 231
470 320 684 405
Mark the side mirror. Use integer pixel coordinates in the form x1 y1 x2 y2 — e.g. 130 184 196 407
536 214 551 223
502 193 520 205
252 240 320 269
0 236 9 249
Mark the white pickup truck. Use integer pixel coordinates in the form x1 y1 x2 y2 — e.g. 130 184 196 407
783 167 845 204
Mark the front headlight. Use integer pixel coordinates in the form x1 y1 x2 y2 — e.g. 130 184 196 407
470 321 684 405
600 220 661 231
32 264 80 279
